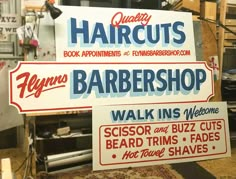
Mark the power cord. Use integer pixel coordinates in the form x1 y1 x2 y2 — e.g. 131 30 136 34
22 133 34 179
14 152 33 173
14 135 34 178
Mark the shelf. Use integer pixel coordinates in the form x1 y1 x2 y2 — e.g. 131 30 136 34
229 108 236 113
219 2 236 50
224 86 236 90
227 103 236 108
36 133 92 140
225 19 236 26
27 110 92 117
230 131 236 140
32 113 92 174
224 40 236 47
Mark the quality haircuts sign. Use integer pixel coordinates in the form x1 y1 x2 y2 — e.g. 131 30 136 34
9 61 213 114
92 102 231 170
55 6 196 62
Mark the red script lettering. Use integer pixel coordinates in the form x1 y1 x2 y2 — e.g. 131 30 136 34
16 72 68 98
111 12 152 28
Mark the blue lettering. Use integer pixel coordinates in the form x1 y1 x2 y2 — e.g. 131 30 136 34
109 25 116 44
133 70 142 92
111 110 126 122
161 23 171 44
91 23 108 44
195 69 206 90
111 109 154 122
132 25 145 44
70 19 89 44
156 69 167 91
184 106 219 120
181 69 194 90
105 70 118 93
87 70 104 94
143 70 155 92
73 70 87 94
118 25 131 44
68 18 186 47
147 25 160 44
173 21 186 44
168 69 180 91
119 70 131 92
71 68 206 98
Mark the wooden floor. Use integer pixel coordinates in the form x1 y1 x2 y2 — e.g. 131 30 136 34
0 141 236 179
197 140 236 178
0 148 26 179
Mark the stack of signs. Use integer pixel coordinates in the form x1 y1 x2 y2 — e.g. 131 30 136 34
9 6 231 171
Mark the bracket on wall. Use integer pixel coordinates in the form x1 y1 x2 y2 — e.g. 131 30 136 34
0 3 2 17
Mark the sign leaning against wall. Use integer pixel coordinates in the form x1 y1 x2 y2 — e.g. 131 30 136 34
92 102 231 170
55 6 196 62
9 61 213 114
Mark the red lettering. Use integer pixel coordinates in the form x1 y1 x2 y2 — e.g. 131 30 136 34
172 123 195 133
105 138 143 149
122 150 139 160
140 148 165 158
200 121 222 131
190 132 220 143
154 125 169 134
111 12 152 28
64 51 80 57
16 72 30 98
103 125 151 137
106 139 113 149
168 144 208 156
16 72 68 98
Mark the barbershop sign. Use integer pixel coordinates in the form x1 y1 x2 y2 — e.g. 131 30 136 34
9 61 213 114
55 6 196 62
92 102 231 170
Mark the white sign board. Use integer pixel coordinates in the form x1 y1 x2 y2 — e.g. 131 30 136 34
9 61 213 114
92 102 231 170
0 14 21 35
55 6 196 62
0 61 23 131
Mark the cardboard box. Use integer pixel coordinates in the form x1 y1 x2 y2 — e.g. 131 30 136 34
172 0 200 14
200 1 216 20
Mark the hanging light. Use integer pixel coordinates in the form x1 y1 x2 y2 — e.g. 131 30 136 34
39 0 62 19
45 0 62 19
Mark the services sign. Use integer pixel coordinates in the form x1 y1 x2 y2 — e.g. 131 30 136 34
9 61 213 114
92 102 231 170
55 6 196 62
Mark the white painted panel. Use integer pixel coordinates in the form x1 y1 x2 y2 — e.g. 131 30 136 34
228 0 236 4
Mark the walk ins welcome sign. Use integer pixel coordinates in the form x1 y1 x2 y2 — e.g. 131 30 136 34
55 6 196 62
92 102 231 170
